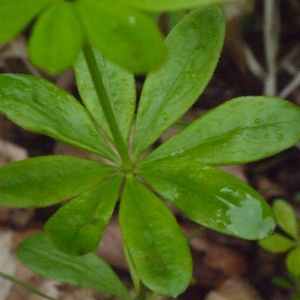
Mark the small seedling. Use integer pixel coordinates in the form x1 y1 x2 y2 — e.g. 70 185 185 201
259 199 300 299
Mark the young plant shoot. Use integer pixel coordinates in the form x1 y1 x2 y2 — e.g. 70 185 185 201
0 2 300 300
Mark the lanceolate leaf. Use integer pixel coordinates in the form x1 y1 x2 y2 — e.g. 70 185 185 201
0 155 116 208
17 234 133 300
75 0 166 74
75 49 136 144
0 74 117 162
259 233 296 253
273 199 298 239
120 174 192 297
45 175 123 255
143 97 300 165
0 0 59 45
132 6 225 158
137 160 275 239
113 0 231 12
29 2 83 74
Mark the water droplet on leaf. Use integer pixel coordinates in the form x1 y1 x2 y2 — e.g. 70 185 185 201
81 84 86 91
171 151 177 157
277 133 283 140
128 16 136 24
265 134 269 139
163 112 168 120
255 118 261 124
186 71 196 78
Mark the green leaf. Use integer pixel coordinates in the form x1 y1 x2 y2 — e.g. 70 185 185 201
168 10 188 30
143 97 300 165
0 0 59 45
0 155 115 208
273 199 298 239
45 175 123 255
75 48 136 144
75 0 166 73
286 248 300 277
0 74 117 162
120 174 192 297
132 6 225 158
272 277 294 290
113 0 231 11
17 233 133 300
29 2 83 74
137 160 275 239
259 233 296 253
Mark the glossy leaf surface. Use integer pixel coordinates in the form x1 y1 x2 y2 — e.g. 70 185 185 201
144 97 300 165
0 155 115 208
286 248 300 277
132 6 224 158
273 199 298 239
29 2 83 74
0 0 59 45
138 160 275 239
45 175 123 255
0 74 116 161
17 234 132 300
114 0 230 11
120 175 192 296
259 233 295 253
75 49 136 144
76 0 166 73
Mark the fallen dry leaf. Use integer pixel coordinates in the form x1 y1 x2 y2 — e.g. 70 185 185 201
204 277 264 300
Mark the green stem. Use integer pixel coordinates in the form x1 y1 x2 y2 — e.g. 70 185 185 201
136 281 147 300
0 271 58 300
82 44 132 170
147 292 159 300
187 226 204 242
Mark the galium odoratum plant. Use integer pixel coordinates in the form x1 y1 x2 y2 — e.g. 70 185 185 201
1 4 300 300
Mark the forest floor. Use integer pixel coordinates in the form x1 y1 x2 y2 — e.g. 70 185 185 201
1 0 300 299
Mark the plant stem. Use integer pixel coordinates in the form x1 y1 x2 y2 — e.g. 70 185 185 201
82 43 132 170
0 271 58 300
136 281 147 300
147 292 159 300
187 226 204 242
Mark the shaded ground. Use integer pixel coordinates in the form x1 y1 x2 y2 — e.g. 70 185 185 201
1 0 300 299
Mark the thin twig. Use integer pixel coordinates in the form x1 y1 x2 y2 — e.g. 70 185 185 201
244 44 266 80
263 0 280 96
278 71 300 98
